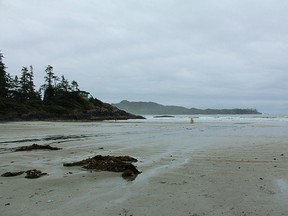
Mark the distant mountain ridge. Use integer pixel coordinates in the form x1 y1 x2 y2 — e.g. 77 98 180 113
112 100 261 115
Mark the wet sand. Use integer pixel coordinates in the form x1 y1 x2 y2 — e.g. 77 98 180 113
1 120 288 215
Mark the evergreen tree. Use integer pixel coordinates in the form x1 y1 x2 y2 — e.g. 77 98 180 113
0 52 9 98
59 75 70 92
19 67 29 101
18 66 38 102
27 66 36 97
44 65 54 88
71 80 79 91
43 65 55 101
9 75 21 99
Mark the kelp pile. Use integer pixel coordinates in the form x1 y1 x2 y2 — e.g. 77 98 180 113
15 144 62 151
2 142 141 180
64 155 141 180
1 169 47 179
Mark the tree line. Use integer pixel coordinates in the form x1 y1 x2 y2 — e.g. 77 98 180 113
0 51 82 105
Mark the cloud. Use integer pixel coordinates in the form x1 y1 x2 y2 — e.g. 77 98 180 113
1 0 288 113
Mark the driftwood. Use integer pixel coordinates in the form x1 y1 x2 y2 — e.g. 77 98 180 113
15 144 62 151
64 155 141 180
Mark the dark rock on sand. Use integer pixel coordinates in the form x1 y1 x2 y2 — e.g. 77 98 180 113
63 155 141 180
15 144 62 151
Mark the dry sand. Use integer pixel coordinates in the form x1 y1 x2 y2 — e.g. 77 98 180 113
1 121 288 216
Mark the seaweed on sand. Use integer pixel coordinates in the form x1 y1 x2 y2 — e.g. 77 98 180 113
1 171 25 177
64 155 141 180
2 169 47 179
25 169 47 179
15 144 62 151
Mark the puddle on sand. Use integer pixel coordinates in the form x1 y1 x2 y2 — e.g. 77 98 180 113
274 179 288 208
276 179 288 194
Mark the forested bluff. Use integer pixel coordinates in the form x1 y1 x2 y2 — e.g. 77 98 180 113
0 52 143 121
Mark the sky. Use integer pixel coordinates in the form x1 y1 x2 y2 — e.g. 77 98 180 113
1 0 288 114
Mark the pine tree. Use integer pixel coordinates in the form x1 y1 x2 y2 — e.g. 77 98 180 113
43 65 55 101
44 65 54 88
59 75 70 92
27 66 36 98
71 80 79 91
9 75 21 99
0 52 9 98
19 67 29 101
18 66 38 102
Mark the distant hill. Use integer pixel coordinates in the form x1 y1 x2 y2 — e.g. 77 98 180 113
112 100 261 115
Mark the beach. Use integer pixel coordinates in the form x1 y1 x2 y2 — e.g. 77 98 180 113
1 115 288 216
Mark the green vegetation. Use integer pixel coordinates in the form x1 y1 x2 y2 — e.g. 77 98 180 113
0 51 143 121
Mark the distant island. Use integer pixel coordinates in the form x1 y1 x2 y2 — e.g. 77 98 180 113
112 100 261 115
0 52 143 121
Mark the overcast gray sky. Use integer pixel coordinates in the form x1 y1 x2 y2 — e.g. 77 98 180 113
1 0 288 114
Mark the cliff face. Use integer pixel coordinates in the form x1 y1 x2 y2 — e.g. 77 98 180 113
0 95 144 121
112 100 261 115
